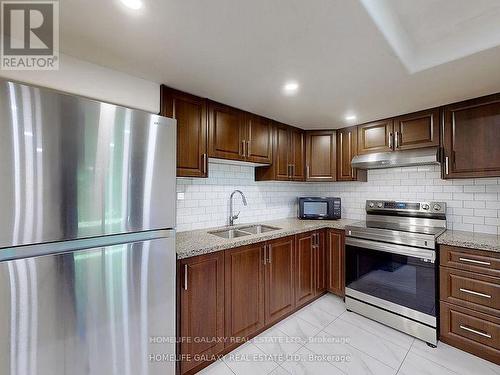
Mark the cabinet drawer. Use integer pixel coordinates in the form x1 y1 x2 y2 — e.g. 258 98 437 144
440 245 500 278
440 267 500 317
440 302 500 365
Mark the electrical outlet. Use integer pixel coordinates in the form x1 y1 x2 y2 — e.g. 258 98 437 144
177 192 185 200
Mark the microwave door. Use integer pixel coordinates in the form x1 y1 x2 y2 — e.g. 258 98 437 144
303 201 328 217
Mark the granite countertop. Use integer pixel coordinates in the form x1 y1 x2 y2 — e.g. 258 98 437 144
176 218 357 259
437 230 500 253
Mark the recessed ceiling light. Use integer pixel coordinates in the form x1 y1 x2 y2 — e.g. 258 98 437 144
283 81 299 95
121 0 143 10
345 114 357 121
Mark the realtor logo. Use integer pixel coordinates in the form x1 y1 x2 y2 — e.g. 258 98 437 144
1 0 59 70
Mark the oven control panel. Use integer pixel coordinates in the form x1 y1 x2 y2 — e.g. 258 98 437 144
366 200 446 215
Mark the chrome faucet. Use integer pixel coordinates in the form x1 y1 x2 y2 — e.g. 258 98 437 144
229 190 248 226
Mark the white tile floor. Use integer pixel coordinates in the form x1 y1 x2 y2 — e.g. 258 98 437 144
198 294 500 375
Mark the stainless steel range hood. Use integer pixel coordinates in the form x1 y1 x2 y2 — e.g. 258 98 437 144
351 147 440 169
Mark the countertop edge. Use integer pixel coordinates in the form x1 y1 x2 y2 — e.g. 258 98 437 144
437 229 500 254
176 218 355 260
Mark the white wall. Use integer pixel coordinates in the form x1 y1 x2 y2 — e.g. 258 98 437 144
176 162 500 235
0 54 160 113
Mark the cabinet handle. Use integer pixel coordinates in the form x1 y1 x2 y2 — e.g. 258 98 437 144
288 164 293 178
202 153 207 174
268 245 272 264
458 257 491 266
263 245 267 265
306 165 310 179
395 131 400 149
459 288 491 299
459 325 492 339
241 140 245 157
389 132 393 149
445 156 449 175
247 140 250 157
184 264 188 290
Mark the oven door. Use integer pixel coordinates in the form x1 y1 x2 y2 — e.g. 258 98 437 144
345 237 436 324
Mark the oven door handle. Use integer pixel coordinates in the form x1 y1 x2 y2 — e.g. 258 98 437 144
345 237 435 262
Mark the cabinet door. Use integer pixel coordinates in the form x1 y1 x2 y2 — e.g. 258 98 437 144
179 252 224 374
161 86 208 177
327 230 345 296
225 243 265 344
357 119 394 155
265 236 295 325
315 230 327 295
295 232 315 307
246 114 272 164
443 94 500 179
305 131 336 182
290 128 306 181
393 108 439 150
208 101 246 161
337 126 366 181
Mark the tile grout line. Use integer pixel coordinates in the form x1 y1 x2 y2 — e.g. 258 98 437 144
408 346 475 375
315 311 408 373
336 312 414 352
395 339 414 374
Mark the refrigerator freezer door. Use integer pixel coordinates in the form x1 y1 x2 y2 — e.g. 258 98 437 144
0 236 176 375
0 79 176 248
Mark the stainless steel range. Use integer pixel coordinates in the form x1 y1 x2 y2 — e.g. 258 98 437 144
345 200 447 345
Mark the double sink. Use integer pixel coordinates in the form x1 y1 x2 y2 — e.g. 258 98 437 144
209 224 281 239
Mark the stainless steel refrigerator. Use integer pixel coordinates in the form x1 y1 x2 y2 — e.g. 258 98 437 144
0 79 177 375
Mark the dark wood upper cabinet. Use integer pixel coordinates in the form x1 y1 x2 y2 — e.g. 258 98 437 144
357 119 394 155
274 124 292 180
245 113 273 164
160 86 208 177
393 108 439 150
224 243 265 344
336 126 367 182
443 93 500 179
264 236 295 325
290 128 306 181
208 101 246 161
305 130 336 182
255 124 305 181
179 252 225 374
295 232 316 307
327 229 345 296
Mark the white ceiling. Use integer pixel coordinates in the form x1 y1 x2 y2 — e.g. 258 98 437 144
61 0 500 129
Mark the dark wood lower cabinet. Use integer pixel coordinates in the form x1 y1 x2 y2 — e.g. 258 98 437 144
315 230 327 295
295 232 316 307
178 229 344 373
179 252 225 374
440 302 500 365
439 245 500 366
224 243 265 345
264 236 295 324
327 229 345 296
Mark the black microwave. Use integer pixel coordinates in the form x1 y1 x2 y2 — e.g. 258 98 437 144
298 197 341 220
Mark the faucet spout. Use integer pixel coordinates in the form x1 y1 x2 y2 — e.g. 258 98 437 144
229 190 247 226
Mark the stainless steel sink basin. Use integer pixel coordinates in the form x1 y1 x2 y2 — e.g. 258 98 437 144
208 229 251 239
209 225 281 238
238 225 281 234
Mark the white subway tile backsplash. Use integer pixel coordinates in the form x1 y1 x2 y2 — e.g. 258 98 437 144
463 216 484 225
474 209 497 217
176 162 500 235
464 200 486 209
